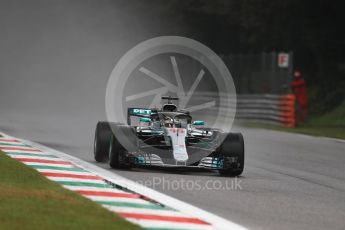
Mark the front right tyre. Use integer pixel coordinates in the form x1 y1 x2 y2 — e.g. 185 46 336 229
218 133 244 177
109 125 137 169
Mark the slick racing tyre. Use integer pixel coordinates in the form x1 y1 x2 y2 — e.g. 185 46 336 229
94 121 113 162
218 133 244 177
109 125 137 169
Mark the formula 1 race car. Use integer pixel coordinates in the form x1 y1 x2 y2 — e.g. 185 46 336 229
94 96 244 176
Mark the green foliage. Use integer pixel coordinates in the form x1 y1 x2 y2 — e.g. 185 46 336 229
166 0 345 114
309 100 345 126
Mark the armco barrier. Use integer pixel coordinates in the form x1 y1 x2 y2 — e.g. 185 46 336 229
236 94 295 127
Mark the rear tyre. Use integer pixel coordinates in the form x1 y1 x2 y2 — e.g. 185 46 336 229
94 122 112 162
218 133 244 177
109 125 137 169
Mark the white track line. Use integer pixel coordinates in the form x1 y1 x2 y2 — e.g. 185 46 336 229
35 168 99 176
106 206 188 217
0 146 41 151
23 162 76 167
127 219 215 230
87 196 152 204
0 149 45 154
46 177 104 183
8 155 61 160
63 186 128 193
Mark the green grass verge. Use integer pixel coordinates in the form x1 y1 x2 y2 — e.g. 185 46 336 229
0 151 142 230
242 100 345 140
308 100 345 127
243 122 345 140
240 101 345 139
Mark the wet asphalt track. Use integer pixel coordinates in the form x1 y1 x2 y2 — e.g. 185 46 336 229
1 110 345 230
1 1 345 229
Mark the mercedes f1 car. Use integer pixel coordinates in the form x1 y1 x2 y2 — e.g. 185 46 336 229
94 96 244 176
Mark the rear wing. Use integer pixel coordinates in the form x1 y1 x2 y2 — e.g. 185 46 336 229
127 108 157 125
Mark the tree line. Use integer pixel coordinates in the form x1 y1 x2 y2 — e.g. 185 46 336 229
162 0 345 114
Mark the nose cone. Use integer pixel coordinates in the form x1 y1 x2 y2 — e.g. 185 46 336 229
165 128 188 163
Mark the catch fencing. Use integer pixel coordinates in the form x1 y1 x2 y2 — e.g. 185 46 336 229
221 52 295 127
221 52 293 95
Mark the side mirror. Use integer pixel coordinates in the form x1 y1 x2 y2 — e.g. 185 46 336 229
193 120 205 126
139 117 152 123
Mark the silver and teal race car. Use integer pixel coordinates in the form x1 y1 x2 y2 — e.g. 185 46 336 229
94 96 244 176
